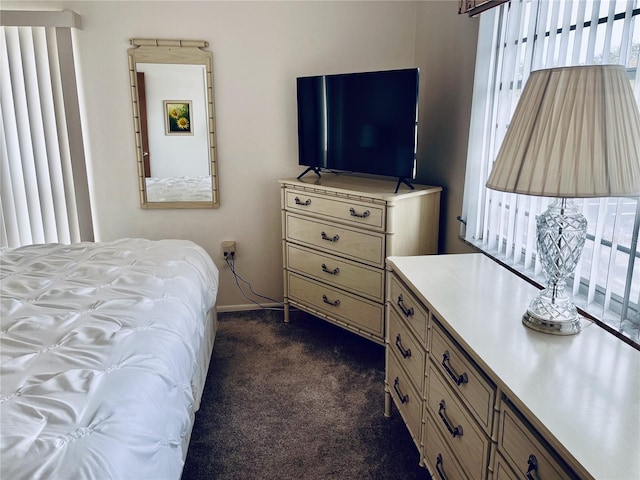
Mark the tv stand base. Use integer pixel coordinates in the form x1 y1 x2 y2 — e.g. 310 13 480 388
296 166 322 180
395 177 415 193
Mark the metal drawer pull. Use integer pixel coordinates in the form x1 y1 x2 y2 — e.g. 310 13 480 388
322 294 340 307
321 263 340 275
438 400 463 438
321 231 339 242
393 377 409 404
435 454 448 480
294 197 311 206
442 351 468 386
349 207 370 218
397 294 414 317
395 334 412 358
525 454 539 480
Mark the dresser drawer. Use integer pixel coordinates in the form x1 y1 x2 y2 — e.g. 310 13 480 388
286 213 385 267
388 274 428 344
386 352 422 447
285 189 385 231
499 400 576 480
286 244 384 302
494 452 520 480
430 320 495 434
424 413 470 480
426 364 490 480
387 307 426 394
287 272 384 337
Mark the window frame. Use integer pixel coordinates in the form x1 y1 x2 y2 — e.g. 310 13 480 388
461 0 640 347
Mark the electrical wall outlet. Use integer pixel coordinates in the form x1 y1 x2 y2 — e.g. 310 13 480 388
222 241 236 257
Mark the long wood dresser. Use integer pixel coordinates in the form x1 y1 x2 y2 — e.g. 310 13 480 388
385 253 640 480
279 174 441 344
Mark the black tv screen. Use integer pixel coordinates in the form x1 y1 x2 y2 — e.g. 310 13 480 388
296 68 419 181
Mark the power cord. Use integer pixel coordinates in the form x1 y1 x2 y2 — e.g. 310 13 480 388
225 253 284 311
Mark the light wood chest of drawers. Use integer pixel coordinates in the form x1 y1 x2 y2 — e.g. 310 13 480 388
385 254 640 480
279 174 441 344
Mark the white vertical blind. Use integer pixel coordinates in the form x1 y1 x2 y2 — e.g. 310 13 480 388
462 0 640 342
0 11 91 248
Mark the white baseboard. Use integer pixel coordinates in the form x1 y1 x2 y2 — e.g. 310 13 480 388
216 302 283 313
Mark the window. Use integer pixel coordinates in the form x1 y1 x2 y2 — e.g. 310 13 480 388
0 10 92 247
462 0 640 345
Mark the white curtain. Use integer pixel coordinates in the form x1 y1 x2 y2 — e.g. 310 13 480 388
0 11 92 248
462 0 640 340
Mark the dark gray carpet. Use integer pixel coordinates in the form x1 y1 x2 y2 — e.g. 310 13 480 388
181 309 429 480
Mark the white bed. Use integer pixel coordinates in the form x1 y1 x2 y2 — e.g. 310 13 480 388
0 238 219 479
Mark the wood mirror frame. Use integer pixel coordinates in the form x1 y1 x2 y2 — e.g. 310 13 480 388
128 38 219 208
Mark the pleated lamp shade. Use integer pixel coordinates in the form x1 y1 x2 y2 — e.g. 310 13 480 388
486 65 640 198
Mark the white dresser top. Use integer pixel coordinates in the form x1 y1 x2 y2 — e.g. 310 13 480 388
387 253 640 480
279 173 442 201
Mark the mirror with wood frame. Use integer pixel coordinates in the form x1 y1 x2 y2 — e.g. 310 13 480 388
128 39 219 208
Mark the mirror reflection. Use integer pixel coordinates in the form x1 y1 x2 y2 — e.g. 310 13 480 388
128 39 219 208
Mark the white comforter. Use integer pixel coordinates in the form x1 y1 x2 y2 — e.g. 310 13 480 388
0 238 219 479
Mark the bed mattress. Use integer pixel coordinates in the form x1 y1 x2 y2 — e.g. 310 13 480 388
0 238 219 479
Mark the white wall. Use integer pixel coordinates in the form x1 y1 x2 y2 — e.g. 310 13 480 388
414 1 479 254
4 1 478 309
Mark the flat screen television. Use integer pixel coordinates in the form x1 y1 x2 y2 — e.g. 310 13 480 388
296 68 419 191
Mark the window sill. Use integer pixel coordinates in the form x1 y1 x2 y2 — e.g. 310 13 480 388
458 236 640 351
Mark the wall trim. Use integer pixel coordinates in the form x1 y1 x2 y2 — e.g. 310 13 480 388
0 10 81 28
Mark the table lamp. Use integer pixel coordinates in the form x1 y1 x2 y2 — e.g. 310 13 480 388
486 65 640 335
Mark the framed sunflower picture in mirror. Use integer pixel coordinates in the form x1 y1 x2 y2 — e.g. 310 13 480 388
164 100 193 135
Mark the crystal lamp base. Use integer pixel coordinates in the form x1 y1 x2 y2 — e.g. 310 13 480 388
522 308 582 336
522 199 586 336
